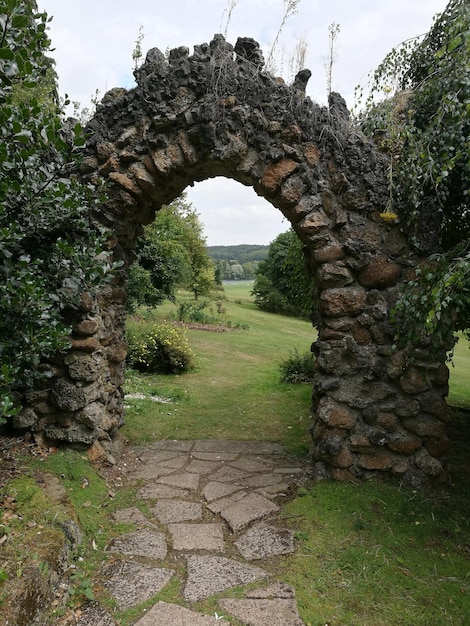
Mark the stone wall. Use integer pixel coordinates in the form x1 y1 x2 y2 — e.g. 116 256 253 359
16 36 450 486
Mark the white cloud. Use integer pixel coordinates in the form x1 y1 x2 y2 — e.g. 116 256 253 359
187 179 288 246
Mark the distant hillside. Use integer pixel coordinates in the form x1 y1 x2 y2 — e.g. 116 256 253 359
207 244 269 263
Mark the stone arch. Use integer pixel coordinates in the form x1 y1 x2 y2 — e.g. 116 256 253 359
19 36 450 485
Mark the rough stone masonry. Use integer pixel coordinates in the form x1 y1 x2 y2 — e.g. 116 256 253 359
15 36 451 486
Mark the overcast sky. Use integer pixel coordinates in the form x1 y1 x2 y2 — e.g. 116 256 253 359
39 0 448 246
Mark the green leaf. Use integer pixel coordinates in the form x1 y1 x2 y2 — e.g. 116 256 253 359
0 48 15 61
11 15 29 28
447 35 463 53
84 587 95 600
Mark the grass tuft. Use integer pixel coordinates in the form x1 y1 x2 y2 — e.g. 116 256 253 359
280 479 470 625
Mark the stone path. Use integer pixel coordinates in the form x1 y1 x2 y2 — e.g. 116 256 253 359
66 440 308 626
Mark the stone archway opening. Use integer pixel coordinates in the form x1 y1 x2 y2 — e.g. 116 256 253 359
185 176 289 248
17 35 451 487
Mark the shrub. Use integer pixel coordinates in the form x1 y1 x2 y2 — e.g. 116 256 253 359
126 322 195 374
279 349 316 384
175 299 249 329
0 2 118 419
177 300 218 325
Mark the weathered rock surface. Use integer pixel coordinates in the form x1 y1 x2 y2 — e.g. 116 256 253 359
103 561 174 610
73 602 116 626
218 597 304 626
151 499 202 524
105 529 167 560
168 522 225 552
134 601 230 625
216 492 279 531
235 523 295 560
184 555 269 602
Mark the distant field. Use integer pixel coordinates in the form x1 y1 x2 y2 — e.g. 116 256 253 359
221 279 255 301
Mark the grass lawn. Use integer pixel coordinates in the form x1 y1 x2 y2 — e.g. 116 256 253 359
123 282 315 456
280 478 470 625
448 333 470 409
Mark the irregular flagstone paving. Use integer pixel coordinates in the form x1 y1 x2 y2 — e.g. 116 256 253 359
184 555 269 602
111 506 157 528
133 601 230 626
235 523 295 560
216 491 280 532
217 597 305 626
168 522 225 552
102 561 174 610
57 440 308 625
151 498 203 523
73 602 116 626
106 529 167 559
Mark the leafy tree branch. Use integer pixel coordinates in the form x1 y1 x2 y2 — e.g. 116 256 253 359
357 0 469 354
0 1 118 419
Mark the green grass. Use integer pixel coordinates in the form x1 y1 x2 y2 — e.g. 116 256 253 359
28 451 139 567
448 333 470 409
220 279 256 303
280 479 470 626
122 283 315 456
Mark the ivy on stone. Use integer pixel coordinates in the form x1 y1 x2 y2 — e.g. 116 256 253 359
391 241 470 357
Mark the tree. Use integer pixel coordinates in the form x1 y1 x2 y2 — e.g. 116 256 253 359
229 263 245 280
127 201 191 311
357 0 470 352
242 261 257 280
251 229 313 318
211 258 259 281
127 195 215 310
179 206 215 299
213 259 229 284
0 1 117 418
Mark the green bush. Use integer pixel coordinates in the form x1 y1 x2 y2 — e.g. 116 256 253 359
279 349 316 384
176 300 218 325
175 299 249 330
126 322 195 374
0 2 118 419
